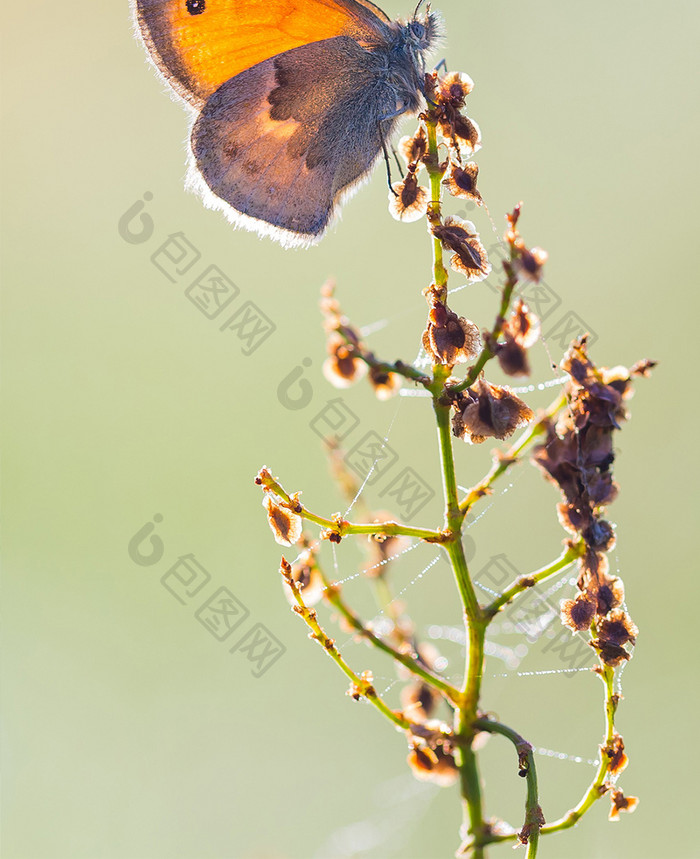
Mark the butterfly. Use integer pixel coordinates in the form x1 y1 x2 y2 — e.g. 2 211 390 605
133 0 440 246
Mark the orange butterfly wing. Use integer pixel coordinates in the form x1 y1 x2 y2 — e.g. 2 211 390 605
134 0 391 107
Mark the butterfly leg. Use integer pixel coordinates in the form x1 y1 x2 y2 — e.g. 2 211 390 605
391 144 403 175
378 121 399 196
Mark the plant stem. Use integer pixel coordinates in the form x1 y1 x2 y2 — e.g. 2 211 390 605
257 469 444 542
320 572 462 704
455 708 487 858
357 355 432 387
432 374 481 620
484 542 583 617
483 664 619 848
425 118 448 292
450 255 520 395
539 665 616 834
423 115 488 852
281 561 412 730
474 717 544 855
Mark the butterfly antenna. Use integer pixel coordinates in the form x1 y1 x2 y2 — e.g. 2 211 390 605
413 0 429 19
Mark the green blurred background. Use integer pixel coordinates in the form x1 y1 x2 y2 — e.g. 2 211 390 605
2 1 698 856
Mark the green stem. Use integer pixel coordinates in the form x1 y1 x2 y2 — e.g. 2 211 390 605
432 371 488 847
423 115 488 852
257 470 444 542
455 708 488 858
425 118 448 292
474 718 544 855
462 614 486 713
450 257 520 395
484 664 619 847
357 355 431 387
539 665 616 835
281 561 411 730
434 398 481 622
484 542 583 617
321 573 462 704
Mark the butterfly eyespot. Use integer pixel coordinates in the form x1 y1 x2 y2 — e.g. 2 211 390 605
185 0 206 15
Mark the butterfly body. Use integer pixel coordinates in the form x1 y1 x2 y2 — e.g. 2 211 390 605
134 0 439 245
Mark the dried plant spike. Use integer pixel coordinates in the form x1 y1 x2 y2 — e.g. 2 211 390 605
253 61 651 858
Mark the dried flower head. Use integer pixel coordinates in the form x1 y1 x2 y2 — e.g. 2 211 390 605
562 339 633 431
534 421 618 540
438 71 475 106
608 787 639 821
433 216 491 281
399 126 428 166
389 163 429 222
422 295 480 366
452 379 534 444
497 299 540 377
368 365 402 400
423 70 481 159
561 593 597 632
322 333 367 388
406 720 459 787
263 493 303 547
598 609 638 646
594 574 625 615
603 732 629 777
505 299 540 349
283 546 324 606
449 113 482 158
503 205 548 282
590 637 631 667
443 162 482 204
514 246 548 283
401 680 441 722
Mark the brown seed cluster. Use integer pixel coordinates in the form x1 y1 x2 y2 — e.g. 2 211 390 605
532 337 654 665
391 70 491 282
430 71 482 158
282 542 324 607
320 284 367 388
389 162 429 222
320 281 402 399
452 379 534 444
405 720 459 787
422 286 480 367
433 216 491 281
497 299 541 377
607 786 639 821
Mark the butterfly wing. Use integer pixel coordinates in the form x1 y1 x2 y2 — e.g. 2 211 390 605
189 36 404 246
134 0 391 107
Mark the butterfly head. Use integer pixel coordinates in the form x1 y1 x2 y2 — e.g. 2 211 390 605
407 2 439 49
405 7 440 53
